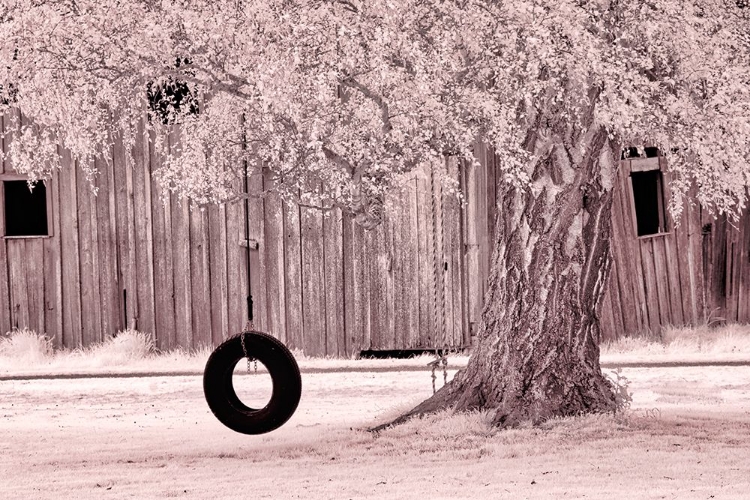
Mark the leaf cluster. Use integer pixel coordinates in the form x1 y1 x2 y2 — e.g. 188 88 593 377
0 0 748 223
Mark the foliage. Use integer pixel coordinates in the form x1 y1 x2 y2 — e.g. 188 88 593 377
0 1 748 226
605 368 633 412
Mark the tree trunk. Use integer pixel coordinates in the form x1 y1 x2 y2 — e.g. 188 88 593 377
377 120 622 430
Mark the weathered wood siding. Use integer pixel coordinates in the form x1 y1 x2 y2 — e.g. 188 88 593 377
0 115 469 354
466 144 749 342
2 113 748 352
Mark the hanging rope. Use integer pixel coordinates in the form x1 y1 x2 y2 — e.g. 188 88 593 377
241 114 254 334
427 161 449 393
241 115 256 374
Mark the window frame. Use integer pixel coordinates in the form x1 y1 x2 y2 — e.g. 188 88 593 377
0 173 54 239
626 156 670 240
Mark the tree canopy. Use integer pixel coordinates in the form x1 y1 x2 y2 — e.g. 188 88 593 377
1 0 749 224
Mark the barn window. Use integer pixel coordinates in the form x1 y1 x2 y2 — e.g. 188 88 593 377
2 180 49 237
630 170 666 236
623 146 668 237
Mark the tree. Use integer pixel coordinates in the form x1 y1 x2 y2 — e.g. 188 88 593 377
2 0 749 427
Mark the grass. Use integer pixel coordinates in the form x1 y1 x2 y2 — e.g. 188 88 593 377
3 323 750 378
2 364 750 499
0 328 471 377
3 326 750 498
600 323 750 363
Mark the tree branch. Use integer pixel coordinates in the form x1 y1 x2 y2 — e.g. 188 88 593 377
321 145 356 176
340 76 393 134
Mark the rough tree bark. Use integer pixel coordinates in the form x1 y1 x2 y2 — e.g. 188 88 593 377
376 111 622 430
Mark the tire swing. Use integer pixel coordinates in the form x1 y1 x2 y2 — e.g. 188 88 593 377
203 154 301 434
203 329 302 435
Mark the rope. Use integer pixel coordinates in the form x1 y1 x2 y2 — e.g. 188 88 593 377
437 161 447 350
241 114 254 330
428 163 441 349
427 161 449 393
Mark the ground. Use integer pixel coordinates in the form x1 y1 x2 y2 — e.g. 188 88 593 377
2 361 750 499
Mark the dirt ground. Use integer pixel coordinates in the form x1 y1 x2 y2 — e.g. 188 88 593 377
2 365 750 499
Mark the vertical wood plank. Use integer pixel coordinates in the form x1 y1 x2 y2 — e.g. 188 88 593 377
94 154 120 340
25 239 45 334
464 142 497 344
366 223 386 350
0 114 12 335
87 179 104 342
342 213 356 355
208 203 229 345
262 188 286 344
671 194 696 326
391 193 406 350
227 196 248 336
705 212 727 321
77 158 102 346
246 170 268 332
726 223 742 323
189 204 212 347
639 239 663 337
659 165 686 328
113 133 136 332
300 206 325 356
323 209 344 356
171 197 193 348
166 127 193 348
485 145 497 289
0 237 8 334
282 201 303 350
384 213 396 350
691 198 708 323
403 180 420 349
43 172 63 346
149 130 176 350
463 156 482 343
132 121 156 337
737 206 750 322
475 143 490 304
7 240 29 330
343 213 368 355
416 170 435 348
662 233 685 327
58 147 82 346
651 236 673 327
445 157 465 347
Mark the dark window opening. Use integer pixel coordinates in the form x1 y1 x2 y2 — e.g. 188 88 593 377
3 180 48 237
630 170 666 237
147 58 199 125
147 79 199 125
621 146 660 159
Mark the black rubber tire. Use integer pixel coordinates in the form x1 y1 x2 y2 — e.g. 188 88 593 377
203 331 301 435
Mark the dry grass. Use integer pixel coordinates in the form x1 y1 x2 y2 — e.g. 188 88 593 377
2 365 749 499
0 328 472 377
2 323 750 379
0 328 53 363
601 323 750 363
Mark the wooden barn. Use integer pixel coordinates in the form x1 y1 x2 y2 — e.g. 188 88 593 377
0 111 747 355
